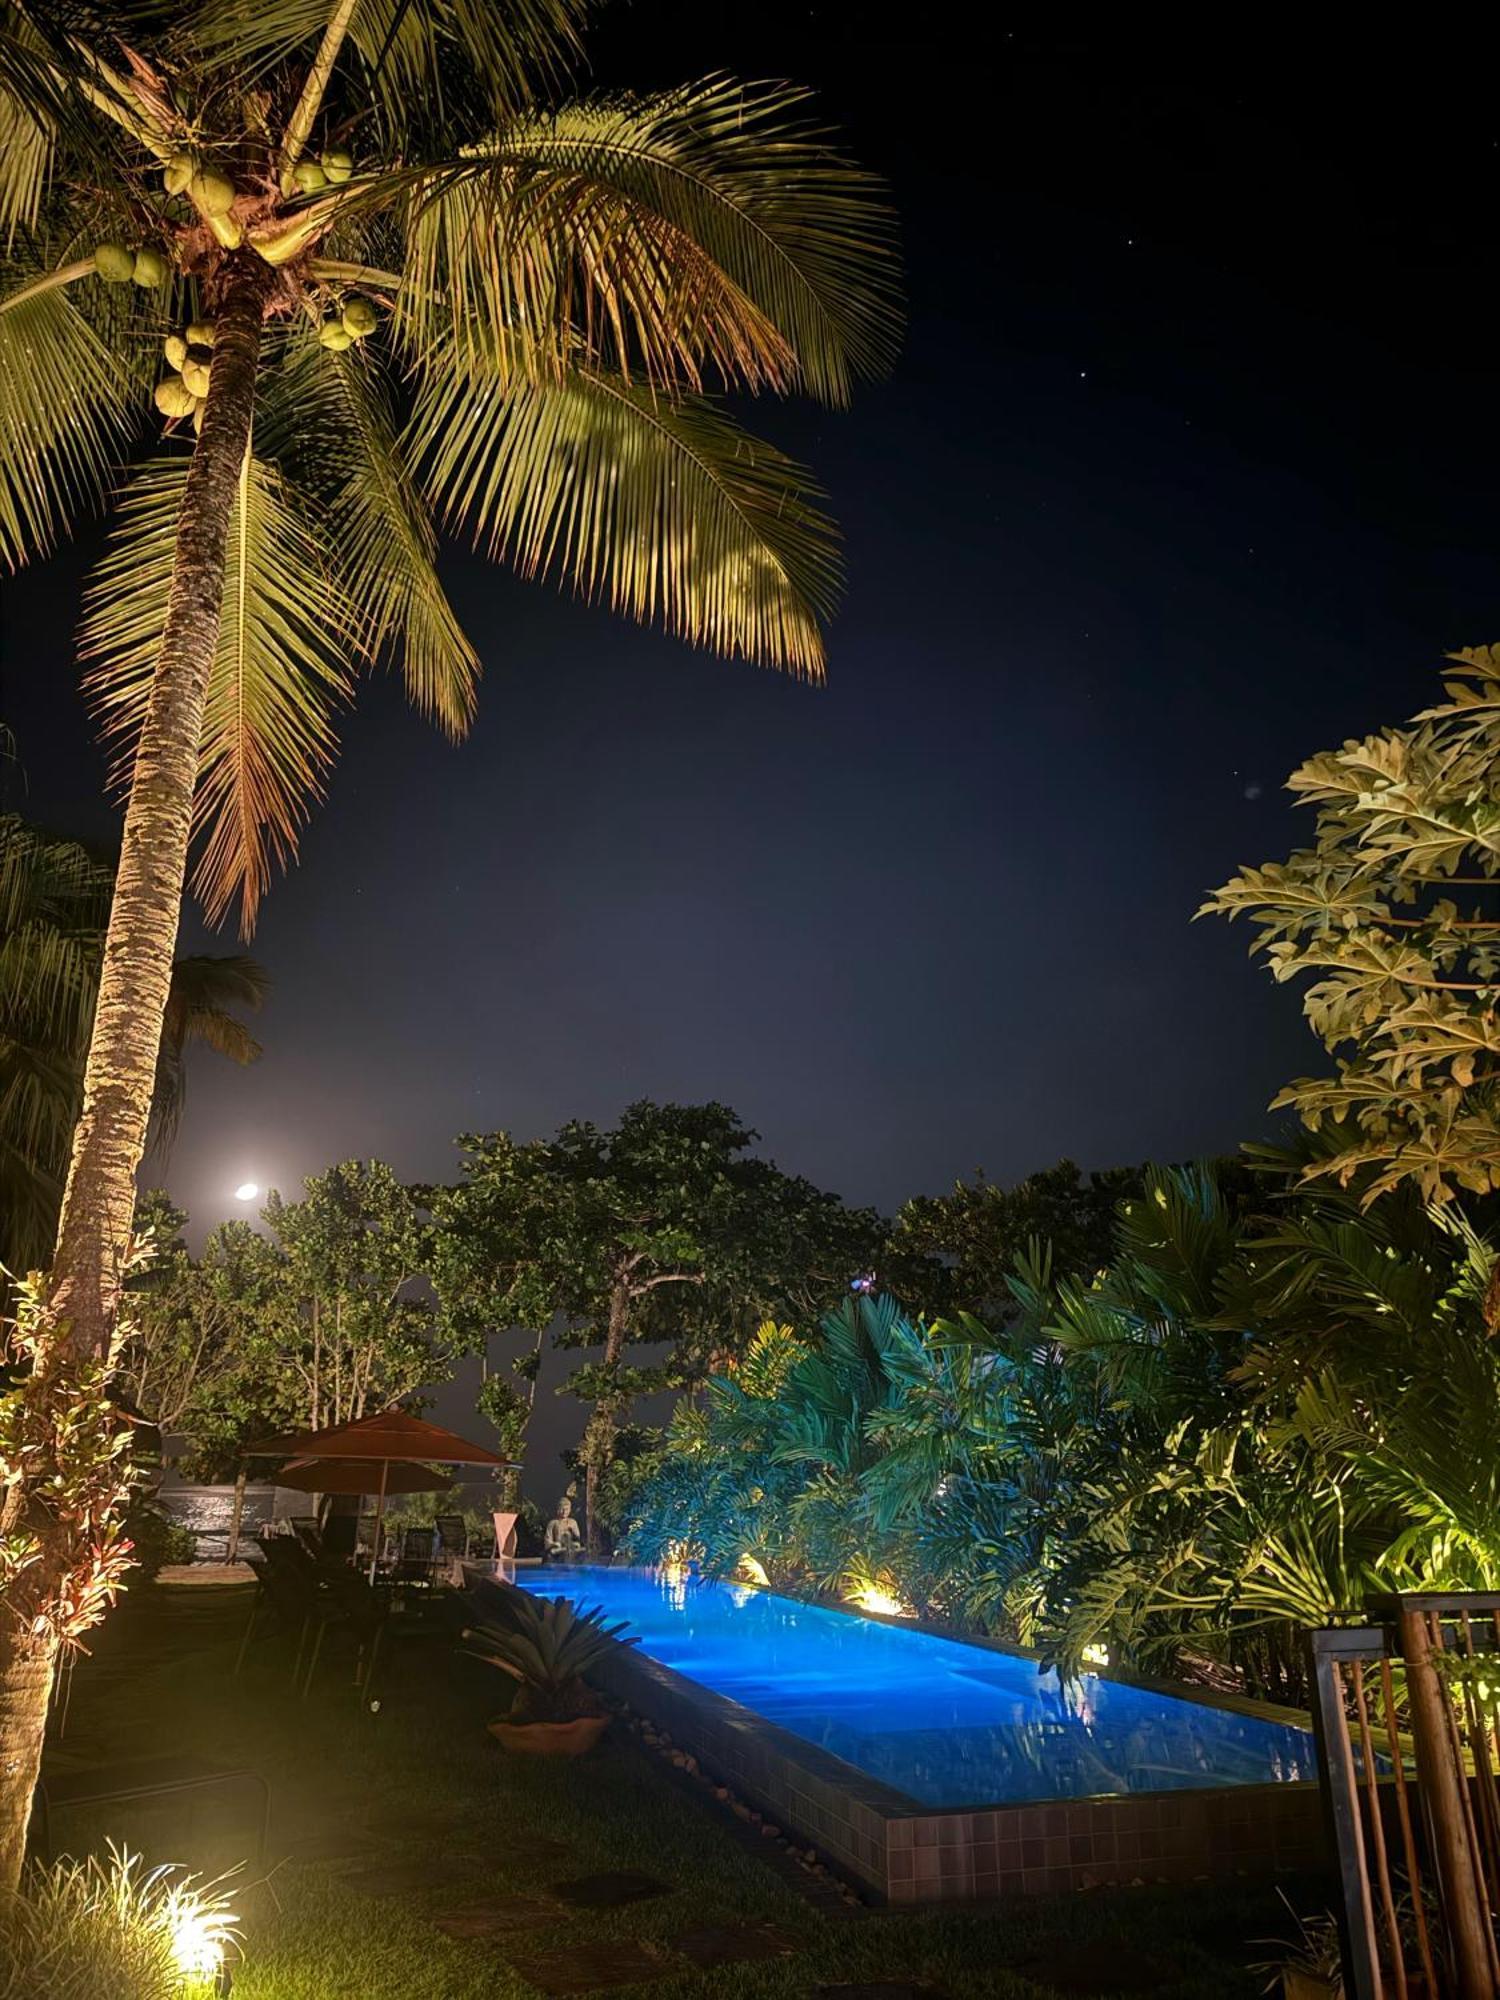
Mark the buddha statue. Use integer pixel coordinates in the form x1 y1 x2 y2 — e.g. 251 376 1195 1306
543 1495 582 1559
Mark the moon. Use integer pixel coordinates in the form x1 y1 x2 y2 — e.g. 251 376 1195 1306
234 1181 259 1202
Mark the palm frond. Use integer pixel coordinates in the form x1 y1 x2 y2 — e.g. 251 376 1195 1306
0 8 134 236
259 328 478 735
415 357 838 678
0 810 113 1270
152 951 266 1151
79 448 358 934
468 79 901 405
391 140 798 396
0 243 136 569
183 0 584 150
0 10 57 240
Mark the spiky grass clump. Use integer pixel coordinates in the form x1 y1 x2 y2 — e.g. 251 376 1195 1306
0 1843 239 1999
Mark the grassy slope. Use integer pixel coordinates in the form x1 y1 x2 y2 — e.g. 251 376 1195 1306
42 1586 1315 1999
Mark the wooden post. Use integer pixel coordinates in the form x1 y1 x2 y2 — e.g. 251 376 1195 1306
1308 1628 1386 2000
226 1463 249 1563
1399 1604 1495 2000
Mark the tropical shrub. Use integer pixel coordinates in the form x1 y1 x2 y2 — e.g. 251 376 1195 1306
121 1501 198 1578
624 1165 1500 1705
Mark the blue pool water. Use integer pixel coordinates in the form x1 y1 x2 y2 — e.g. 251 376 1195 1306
514 1565 1315 1808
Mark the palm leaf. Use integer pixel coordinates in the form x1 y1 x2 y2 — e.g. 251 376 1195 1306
259 329 478 735
471 79 901 405
0 244 135 569
153 952 266 1150
183 0 584 146
391 140 798 396
79 448 358 934
416 357 838 678
0 9 133 237
0 810 113 1270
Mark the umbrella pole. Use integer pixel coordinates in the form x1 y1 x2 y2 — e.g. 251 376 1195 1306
370 1459 389 1583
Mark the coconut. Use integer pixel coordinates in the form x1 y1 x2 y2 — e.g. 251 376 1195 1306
92 242 135 284
292 158 327 193
318 321 354 351
163 152 194 196
341 295 378 338
321 147 354 183
208 213 243 250
154 376 196 419
132 247 168 287
181 354 212 397
164 334 188 369
189 167 236 217
186 319 216 348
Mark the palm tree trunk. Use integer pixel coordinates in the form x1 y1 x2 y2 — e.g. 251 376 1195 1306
0 249 274 1891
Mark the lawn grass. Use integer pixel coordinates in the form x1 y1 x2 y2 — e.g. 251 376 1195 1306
40 1582 1319 1998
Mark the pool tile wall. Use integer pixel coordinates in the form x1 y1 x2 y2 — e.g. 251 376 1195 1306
596 1639 1327 1905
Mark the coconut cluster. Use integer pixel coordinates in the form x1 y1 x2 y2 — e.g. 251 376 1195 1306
161 152 245 247
318 294 378 351
93 242 169 287
154 318 216 431
293 146 354 194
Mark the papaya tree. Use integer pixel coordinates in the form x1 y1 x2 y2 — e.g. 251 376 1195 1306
1204 648 1500 1213
0 0 897 1880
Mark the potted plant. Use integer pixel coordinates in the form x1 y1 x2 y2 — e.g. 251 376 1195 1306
464 1594 637 1755
1250 1901 1343 1998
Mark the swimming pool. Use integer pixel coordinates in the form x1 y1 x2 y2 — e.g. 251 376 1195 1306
515 1565 1314 1809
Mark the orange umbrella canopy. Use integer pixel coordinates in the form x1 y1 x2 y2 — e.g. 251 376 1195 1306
243 1407 511 1466
276 1456 452 1497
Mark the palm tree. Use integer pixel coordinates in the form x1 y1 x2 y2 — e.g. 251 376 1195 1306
0 812 265 1274
0 1 896 1875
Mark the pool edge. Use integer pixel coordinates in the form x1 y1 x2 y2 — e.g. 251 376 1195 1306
471 1569 1327 1905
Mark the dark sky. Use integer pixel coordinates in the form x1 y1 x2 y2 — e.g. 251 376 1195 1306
5 13 1500 1475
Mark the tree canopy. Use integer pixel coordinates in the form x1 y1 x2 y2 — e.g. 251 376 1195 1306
1205 646 1500 1204
429 1099 883 1539
887 1158 1145 1320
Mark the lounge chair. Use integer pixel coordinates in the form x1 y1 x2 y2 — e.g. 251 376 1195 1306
392 1526 438 1599
434 1514 469 1559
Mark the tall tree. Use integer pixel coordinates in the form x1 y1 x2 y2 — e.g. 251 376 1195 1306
264 1161 439 1430
430 1101 882 1546
116 1199 302 1464
0 811 264 1275
888 1158 1144 1321
1204 646 1500 1211
0 2 895 1874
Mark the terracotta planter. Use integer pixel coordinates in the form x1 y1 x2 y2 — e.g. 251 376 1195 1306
488 1713 610 1756
1283 1972 1339 2000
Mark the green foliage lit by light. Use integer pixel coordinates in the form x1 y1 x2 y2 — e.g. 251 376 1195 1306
1204 647 1500 1204
625 1160 1500 1705
1 2 900 934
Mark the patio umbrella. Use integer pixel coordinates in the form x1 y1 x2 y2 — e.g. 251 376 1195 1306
242 1408 513 1579
276 1457 451 1498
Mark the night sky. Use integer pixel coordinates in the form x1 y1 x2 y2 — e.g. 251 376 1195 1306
4 15 1500 1468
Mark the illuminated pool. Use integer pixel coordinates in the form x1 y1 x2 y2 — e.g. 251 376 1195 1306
514 1565 1314 1808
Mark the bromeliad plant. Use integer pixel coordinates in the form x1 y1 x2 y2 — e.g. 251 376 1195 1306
0 0 896 1883
464 1592 636 1723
